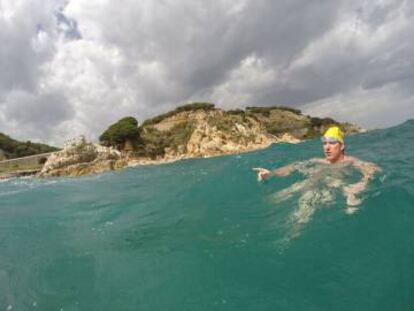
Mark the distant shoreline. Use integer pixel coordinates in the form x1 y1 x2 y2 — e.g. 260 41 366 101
0 140 276 180
0 169 41 180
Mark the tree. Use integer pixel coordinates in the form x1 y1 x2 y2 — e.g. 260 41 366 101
99 116 141 149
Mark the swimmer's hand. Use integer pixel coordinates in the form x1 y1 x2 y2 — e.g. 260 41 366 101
343 182 366 206
344 181 366 196
253 167 270 181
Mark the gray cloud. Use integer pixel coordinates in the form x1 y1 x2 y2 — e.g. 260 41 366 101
0 2 55 93
0 0 413 145
3 89 73 124
2 89 74 139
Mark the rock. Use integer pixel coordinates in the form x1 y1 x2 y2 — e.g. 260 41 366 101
276 133 301 144
164 110 275 158
0 169 39 179
39 136 127 177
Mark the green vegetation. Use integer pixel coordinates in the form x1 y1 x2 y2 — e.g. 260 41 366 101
226 106 302 117
309 117 338 127
135 127 166 158
224 109 258 124
138 122 195 159
265 124 290 136
209 114 241 132
99 116 141 149
167 122 195 149
142 102 215 126
174 102 215 113
299 117 340 139
226 109 245 115
0 133 59 159
246 106 302 116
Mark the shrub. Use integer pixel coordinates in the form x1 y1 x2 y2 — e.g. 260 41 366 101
99 116 141 149
138 122 195 158
38 157 48 165
175 102 215 113
166 122 195 151
142 102 215 126
227 109 245 115
246 106 302 115
245 107 271 116
310 117 338 127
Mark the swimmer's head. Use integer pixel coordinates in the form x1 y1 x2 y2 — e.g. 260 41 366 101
321 126 344 145
321 126 345 162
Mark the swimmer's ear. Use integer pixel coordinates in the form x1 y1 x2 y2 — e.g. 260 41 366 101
341 144 345 151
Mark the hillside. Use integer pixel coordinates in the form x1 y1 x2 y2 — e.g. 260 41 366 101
0 133 59 160
121 103 363 160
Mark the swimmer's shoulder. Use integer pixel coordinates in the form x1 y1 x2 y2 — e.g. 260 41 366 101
309 158 328 164
343 156 377 168
343 156 359 164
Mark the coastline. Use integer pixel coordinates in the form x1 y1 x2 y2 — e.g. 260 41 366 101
0 169 41 180
127 139 276 167
0 125 361 180
0 140 277 179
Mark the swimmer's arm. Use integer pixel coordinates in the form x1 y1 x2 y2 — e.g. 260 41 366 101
270 158 327 176
269 163 298 177
355 158 380 182
253 162 299 181
254 158 323 180
347 158 381 193
252 166 291 181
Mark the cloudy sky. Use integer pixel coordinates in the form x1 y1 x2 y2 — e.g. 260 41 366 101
1 0 413 146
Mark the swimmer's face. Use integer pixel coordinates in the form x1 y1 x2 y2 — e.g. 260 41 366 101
322 140 343 163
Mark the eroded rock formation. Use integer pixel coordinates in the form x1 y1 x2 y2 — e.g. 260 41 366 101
38 136 127 177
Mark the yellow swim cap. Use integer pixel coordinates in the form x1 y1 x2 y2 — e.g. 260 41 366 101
323 126 344 144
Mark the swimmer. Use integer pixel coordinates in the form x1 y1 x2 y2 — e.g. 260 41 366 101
254 126 380 212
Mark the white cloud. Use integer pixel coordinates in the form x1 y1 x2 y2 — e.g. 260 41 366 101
301 83 414 129
0 0 413 146
211 55 277 108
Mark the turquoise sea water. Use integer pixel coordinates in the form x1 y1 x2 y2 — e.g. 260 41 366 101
1 121 413 311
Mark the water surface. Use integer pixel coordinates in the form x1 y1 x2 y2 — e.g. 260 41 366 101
1 121 413 310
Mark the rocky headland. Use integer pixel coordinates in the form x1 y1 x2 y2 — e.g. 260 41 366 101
0 103 364 178
130 104 361 161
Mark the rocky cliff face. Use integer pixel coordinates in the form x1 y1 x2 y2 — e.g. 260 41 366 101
162 109 300 159
137 107 361 161
39 136 127 177
160 110 266 158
